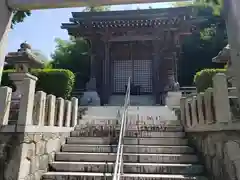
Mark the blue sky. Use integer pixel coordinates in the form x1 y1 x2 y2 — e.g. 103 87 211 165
7 2 174 59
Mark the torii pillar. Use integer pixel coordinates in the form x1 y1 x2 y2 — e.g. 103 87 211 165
0 1 13 84
224 0 240 105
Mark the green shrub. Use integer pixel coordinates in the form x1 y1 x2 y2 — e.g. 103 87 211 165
2 69 16 91
194 68 226 92
2 69 75 99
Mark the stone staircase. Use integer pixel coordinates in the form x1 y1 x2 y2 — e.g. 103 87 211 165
41 120 207 180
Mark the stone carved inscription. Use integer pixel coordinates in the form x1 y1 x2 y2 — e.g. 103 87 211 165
138 124 167 132
127 165 189 174
43 175 193 180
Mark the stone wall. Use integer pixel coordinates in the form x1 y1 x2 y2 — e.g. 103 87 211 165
0 128 72 180
0 75 78 179
180 73 240 180
187 131 240 180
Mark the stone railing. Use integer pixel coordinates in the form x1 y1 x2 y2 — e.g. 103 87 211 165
0 80 78 127
180 73 240 180
0 76 78 180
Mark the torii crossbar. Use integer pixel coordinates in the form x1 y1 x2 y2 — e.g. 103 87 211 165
8 0 186 10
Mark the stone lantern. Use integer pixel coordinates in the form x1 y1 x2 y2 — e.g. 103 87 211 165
212 44 231 66
5 42 44 99
212 44 235 86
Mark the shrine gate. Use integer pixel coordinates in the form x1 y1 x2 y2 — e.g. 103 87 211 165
61 7 198 104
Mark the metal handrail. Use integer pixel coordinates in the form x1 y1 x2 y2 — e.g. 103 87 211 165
113 77 131 180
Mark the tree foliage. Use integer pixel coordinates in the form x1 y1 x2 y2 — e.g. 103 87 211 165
196 0 223 15
194 68 227 92
12 11 31 28
83 6 110 12
2 69 75 98
50 37 90 89
173 2 227 86
50 6 110 89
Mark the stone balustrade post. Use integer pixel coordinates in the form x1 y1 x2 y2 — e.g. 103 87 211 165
33 91 46 126
204 88 214 124
197 92 205 124
46 94 56 126
18 76 37 125
71 97 78 127
56 97 64 127
185 98 191 128
191 96 198 127
213 73 231 123
180 97 186 127
0 87 12 125
65 100 72 127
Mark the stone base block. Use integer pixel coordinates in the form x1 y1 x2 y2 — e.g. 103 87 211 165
166 92 182 109
80 91 100 106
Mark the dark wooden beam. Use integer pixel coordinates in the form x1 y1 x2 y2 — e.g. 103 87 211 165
71 6 196 19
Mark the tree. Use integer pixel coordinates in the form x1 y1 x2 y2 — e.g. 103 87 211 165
172 1 193 7
172 2 227 86
31 49 52 68
196 0 222 14
51 5 111 89
12 11 31 28
50 37 90 89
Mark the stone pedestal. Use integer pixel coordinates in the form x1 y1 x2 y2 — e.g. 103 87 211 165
8 72 38 124
9 72 38 99
80 77 100 106
80 91 100 106
166 91 182 109
86 77 97 91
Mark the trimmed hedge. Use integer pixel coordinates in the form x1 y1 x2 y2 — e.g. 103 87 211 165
2 69 75 99
194 68 227 92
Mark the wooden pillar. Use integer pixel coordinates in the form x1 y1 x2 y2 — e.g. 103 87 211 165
90 38 103 104
152 39 160 104
87 38 98 91
88 38 96 79
102 41 110 104
158 30 173 105
172 51 178 83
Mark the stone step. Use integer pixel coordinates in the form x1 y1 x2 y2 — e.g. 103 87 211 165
55 152 198 163
66 137 188 145
70 131 185 138
50 161 204 175
42 172 207 180
61 144 194 154
74 125 183 132
66 137 118 145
